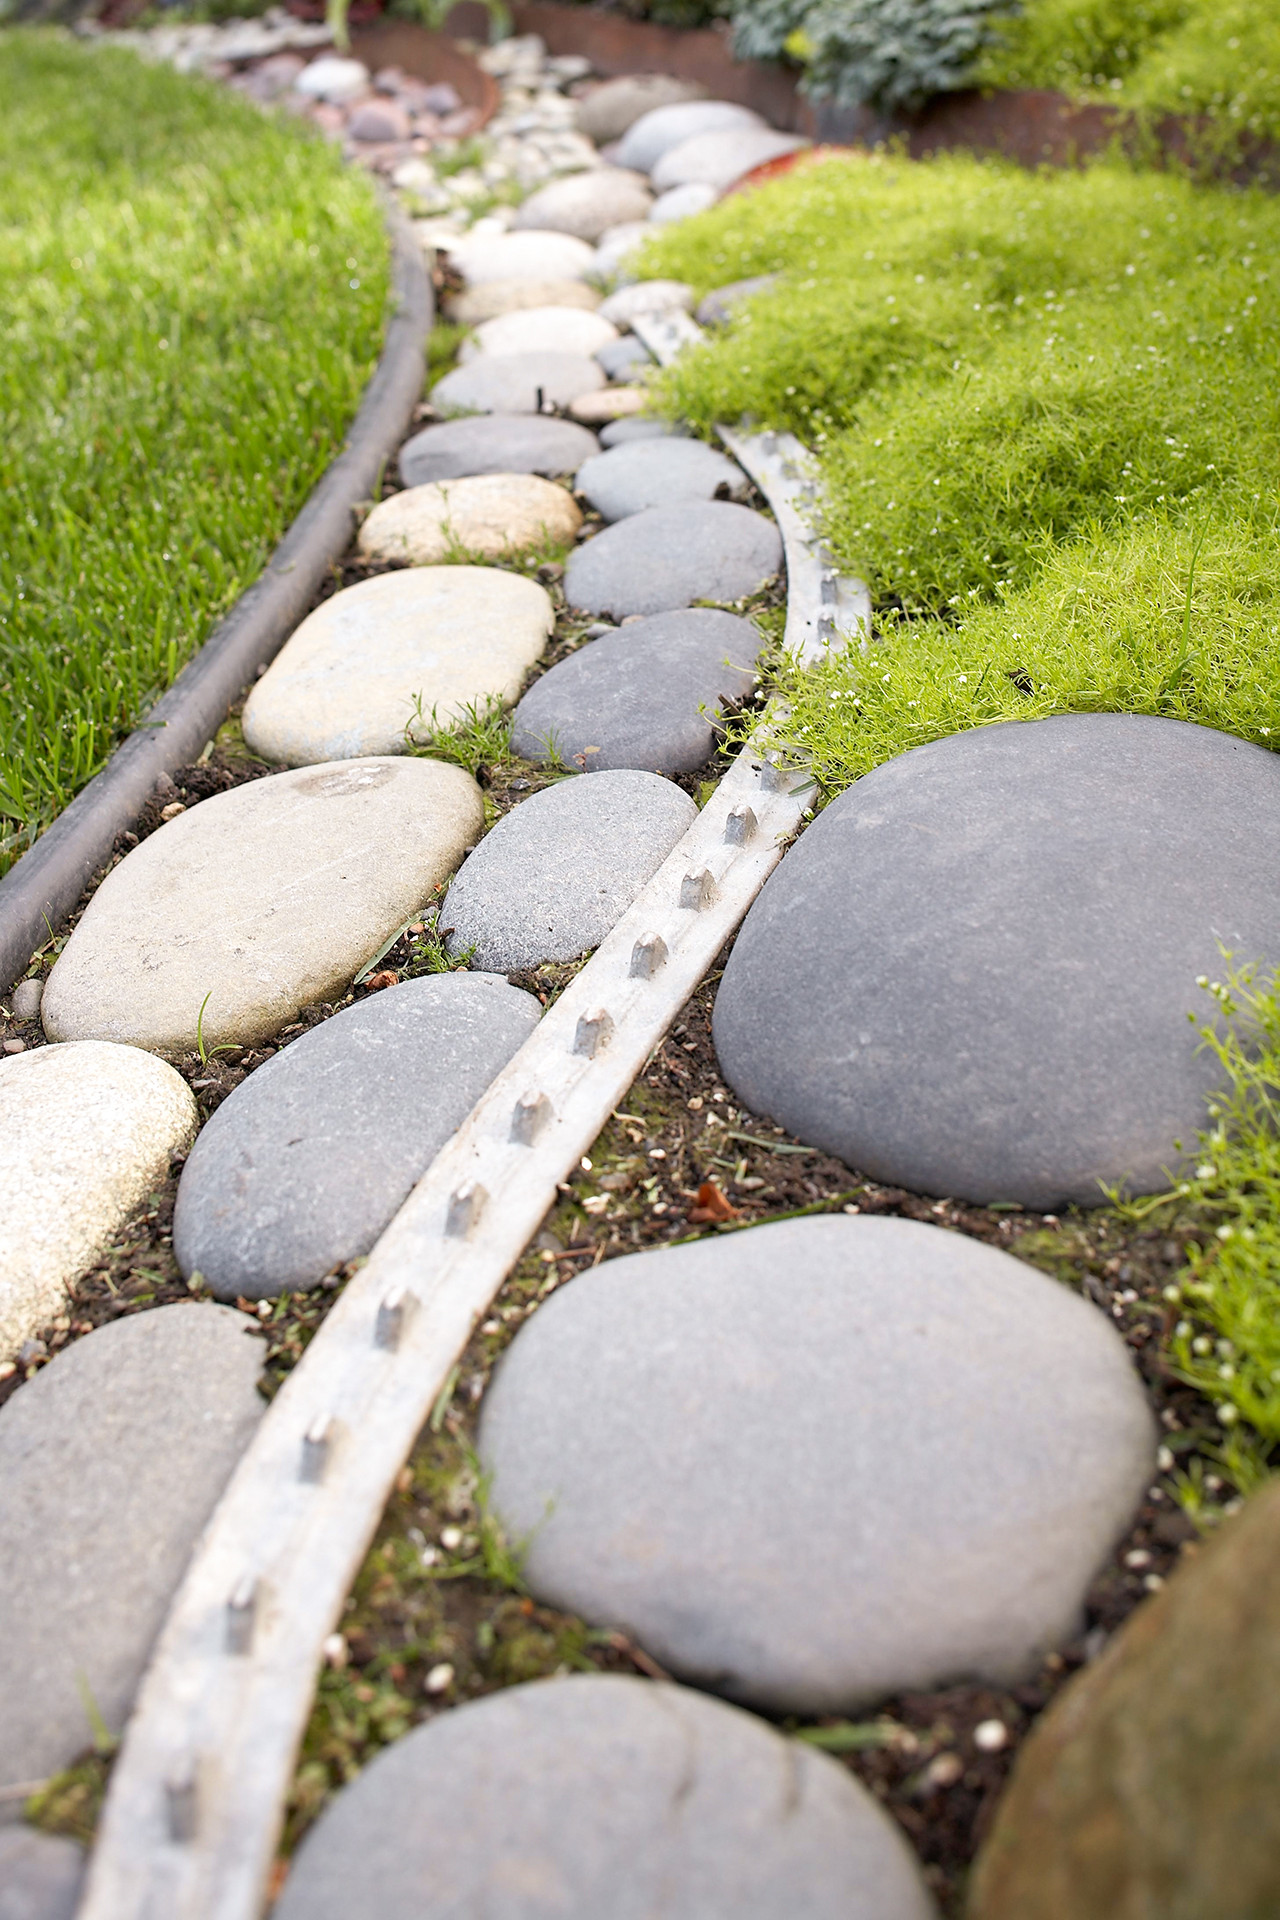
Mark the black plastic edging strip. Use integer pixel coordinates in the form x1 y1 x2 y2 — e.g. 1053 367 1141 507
0 194 432 998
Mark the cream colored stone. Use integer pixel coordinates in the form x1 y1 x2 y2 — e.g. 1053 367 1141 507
570 387 649 424
448 229 597 286
243 568 554 766
0 1042 197 1359
460 306 619 362
357 475 582 565
41 759 484 1057
446 279 602 326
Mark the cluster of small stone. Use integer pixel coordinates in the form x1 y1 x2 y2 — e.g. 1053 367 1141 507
3 30 1274 1920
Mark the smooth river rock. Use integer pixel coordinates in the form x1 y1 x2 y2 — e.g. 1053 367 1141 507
651 127 809 194
446 277 602 327
0 1305 264 1789
399 414 599 486
480 1216 1154 1713
563 501 782 617
448 229 597 286
714 713 1280 1209
243 567 553 763
576 437 746 520
649 181 718 224
615 100 766 174
970 1477 1280 1920
0 1042 196 1361
511 609 760 774
576 73 707 145
173 974 540 1300
42 759 483 1056
459 305 618 362
432 351 604 418
599 416 682 448
274 1675 937 1920
0 1828 86 1920
595 334 652 381
597 279 695 327
357 475 582 565
443 770 695 970
513 168 654 242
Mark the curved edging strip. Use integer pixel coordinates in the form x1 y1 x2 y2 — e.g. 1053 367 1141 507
0 194 432 999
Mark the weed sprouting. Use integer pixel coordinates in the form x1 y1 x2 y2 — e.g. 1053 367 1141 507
406 693 515 774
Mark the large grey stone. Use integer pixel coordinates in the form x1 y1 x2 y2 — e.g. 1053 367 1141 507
0 1828 85 1920
513 169 653 242
432 351 604 418
243 568 553 764
599 416 683 448
443 771 695 970
715 713 1280 1209
651 127 809 194
616 100 766 175
511 610 760 774
274 1675 937 1920
696 273 782 327
576 437 746 521
597 279 695 328
459 305 618 362
0 1043 196 1363
399 414 599 486
0 1306 264 1789
563 501 781 617
481 1216 1154 1713
447 229 597 286
594 334 652 381
577 74 708 146
173 974 540 1300
42 759 483 1057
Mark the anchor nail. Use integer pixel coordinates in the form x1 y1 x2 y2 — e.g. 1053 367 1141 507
629 933 668 978
679 869 718 910
225 1574 258 1654
724 806 758 846
573 1008 614 1057
511 1090 552 1145
445 1183 486 1239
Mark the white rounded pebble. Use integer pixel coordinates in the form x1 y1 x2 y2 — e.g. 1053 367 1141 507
598 279 696 327
974 1720 1010 1752
448 228 597 286
460 305 619 362
0 1042 196 1361
357 474 582 565
649 181 718 224
293 55 369 103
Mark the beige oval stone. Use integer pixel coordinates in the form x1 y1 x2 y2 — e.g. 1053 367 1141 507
448 229 597 287
446 279 602 327
41 759 484 1056
358 475 582 566
243 568 554 766
0 1041 197 1359
570 387 649 425
460 306 619 363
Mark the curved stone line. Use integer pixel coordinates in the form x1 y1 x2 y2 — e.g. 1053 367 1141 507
0 193 432 1000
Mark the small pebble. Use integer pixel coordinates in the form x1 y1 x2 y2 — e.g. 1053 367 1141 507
3 1038 25 1055
323 1633 349 1670
440 1525 463 1550
425 1662 455 1694
10 978 42 1020
973 1719 1009 1753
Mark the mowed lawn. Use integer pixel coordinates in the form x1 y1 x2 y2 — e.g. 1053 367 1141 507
0 30 389 871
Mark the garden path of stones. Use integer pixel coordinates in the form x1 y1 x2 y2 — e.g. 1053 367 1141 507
0 33 1254 1920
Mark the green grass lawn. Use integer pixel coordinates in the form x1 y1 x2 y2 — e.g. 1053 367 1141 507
0 29 389 871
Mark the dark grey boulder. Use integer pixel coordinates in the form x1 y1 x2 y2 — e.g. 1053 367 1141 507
273 1674 937 1920
599 416 682 447
0 1828 85 1920
443 771 695 971
398 414 598 486
715 713 1280 1208
563 502 781 617
0 1306 263 1791
431 352 604 418
511 609 760 773
695 273 782 327
480 1216 1153 1713
576 437 746 521
173 974 541 1300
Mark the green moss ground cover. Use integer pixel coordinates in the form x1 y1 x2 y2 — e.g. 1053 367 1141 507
975 0 1280 154
642 149 1280 1464
0 30 389 871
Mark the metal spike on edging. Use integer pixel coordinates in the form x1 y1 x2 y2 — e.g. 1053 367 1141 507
77 345 870 1920
572 1008 614 1058
510 1090 553 1145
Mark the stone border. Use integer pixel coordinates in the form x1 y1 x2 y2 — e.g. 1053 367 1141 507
0 194 432 1000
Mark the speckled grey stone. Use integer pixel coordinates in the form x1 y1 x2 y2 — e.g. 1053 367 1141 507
511 609 760 774
696 273 782 327
173 974 541 1300
595 334 652 381
480 1216 1155 1713
615 100 766 174
563 501 781 617
443 771 695 970
0 1306 264 1790
651 127 808 194
0 1828 85 1920
599 416 683 448
273 1675 937 1920
431 352 604 418
715 713 1280 1209
399 414 599 486
576 438 746 521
